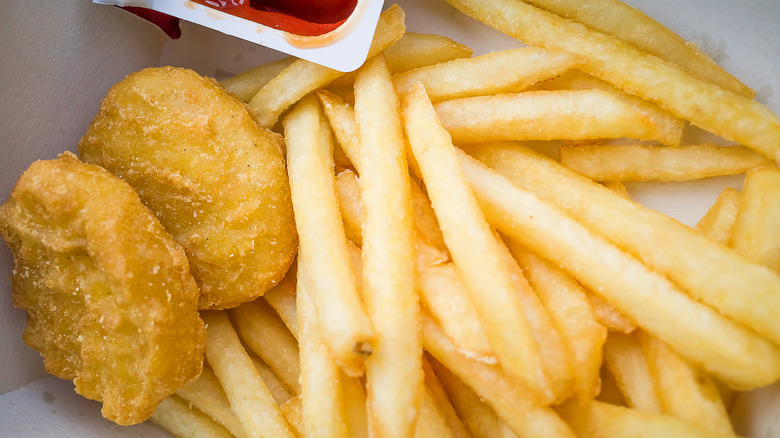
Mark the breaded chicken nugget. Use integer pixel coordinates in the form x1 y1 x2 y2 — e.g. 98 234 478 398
0 152 205 425
79 67 297 309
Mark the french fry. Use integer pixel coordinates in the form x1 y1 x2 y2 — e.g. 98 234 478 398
318 91 360 168
342 375 369 438
534 70 683 146
506 239 607 401
422 358 471 438
597 365 627 407
384 32 474 74
456 147 780 389
355 54 422 438
263 269 299 339
201 311 294 438
695 187 741 245
465 142 780 353
393 48 586 102
220 57 296 102
635 331 734 435
284 94 373 375
729 166 780 272
421 314 576 438
249 354 295 405
279 396 304 438
443 0 780 162
434 90 673 145
176 367 248 438
519 0 753 97
249 5 406 128
415 386 455 438
297 261 349 438
558 399 740 438
409 178 447 253
432 358 519 438
603 332 662 414
150 395 234 438
230 299 301 395
335 169 365 246
602 181 632 200
560 143 772 182
585 290 636 334
402 83 552 402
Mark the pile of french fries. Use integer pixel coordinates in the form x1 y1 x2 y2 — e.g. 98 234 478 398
151 2 780 437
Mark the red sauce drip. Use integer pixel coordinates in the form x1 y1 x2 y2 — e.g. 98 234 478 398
192 0 358 36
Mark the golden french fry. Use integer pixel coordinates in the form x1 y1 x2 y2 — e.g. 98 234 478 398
603 332 662 414
456 147 780 389
296 261 349 438
422 314 576 438
384 32 474 74
263 269 299 340
220 57 296 102
176 367 248 438
284 94 373 375
696 187 741 245
230 299 301 395
635 331 734 435
506 239 607 401
249 5 406 128
585 290 636 334
602 181 632 200
335 169 365 246
434 90 677 145
201 311 294 438
443 0 780 162
730 166 780 272
558 399 740 438
431 358 519 438
560 143 772 182
318 91 360 167
520 0 753 96
151 395 234 438
534 70 683 146
279 396 304 438
465 142 780 354
415 386 455 438
597 365 627 407
341 375 369 438
422 358 471 438
394 48 585 102
402 83 552 402
409 178 448 253
249 354 295 405
355 54 422 438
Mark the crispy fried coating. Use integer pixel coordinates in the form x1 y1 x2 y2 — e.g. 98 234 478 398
0 152 206 425
79 67 298 309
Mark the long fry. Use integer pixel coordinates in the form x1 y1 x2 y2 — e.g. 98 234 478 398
263 270 299 339
355 54 422 438
465 142 780 351
151 395 234 438
402 82 552 402
176 367 248 438
284 94 373 375
221 57 296 102
456 148 780 389
422 358 471 438
443 0 780 162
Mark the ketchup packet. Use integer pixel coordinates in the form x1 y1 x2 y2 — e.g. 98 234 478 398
94 0 385 72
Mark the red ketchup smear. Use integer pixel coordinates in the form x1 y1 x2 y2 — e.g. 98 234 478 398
192 0 358 36
120 6 182 39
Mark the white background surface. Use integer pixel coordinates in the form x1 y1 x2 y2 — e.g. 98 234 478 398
0 0 778 436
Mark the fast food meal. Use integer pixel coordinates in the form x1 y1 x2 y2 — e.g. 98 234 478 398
2 1 780 437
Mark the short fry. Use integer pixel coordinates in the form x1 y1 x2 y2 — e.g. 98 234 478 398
176 367 248 438
263 269 299 339
150 395 234 438
603 332 662 414
730 166 780 272
422 358 471 438
220 57 296 102
696 187 741 245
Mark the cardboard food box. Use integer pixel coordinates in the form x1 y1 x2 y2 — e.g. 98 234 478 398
0 0 778 436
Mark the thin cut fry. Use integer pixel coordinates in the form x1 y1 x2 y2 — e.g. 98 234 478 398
284 94 373 375
696 187 741 245
443 0 780 162
457 147 780 389
603 332 662 414
342 375 369 438
560 143 772 182
466 142 780 353
230 299 301 395
335 169 365 246
201 311 294 438
297 261 349 438
249 5 405 128
151 395 234 438
280 396 304 438
422 314 576 438
355 54 422 438
402 83 551 402
318 91 360 167
730 166 780 272
602 181 631 200
422 358 471 438
220 57 296 102
434 90 675 145
520 0 753 96
176 367 248 438
384 32 474 74
597 365 627 407
393 47 586 102
263 270 299 339
636 331 734 435
415 386 455 438
249 354 295 405
585 290 636 334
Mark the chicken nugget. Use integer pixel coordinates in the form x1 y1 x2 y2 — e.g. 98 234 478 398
0 152 205 425
79 67 298 309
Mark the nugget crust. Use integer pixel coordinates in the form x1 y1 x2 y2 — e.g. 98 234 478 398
0 152 205 425
79 67 297 309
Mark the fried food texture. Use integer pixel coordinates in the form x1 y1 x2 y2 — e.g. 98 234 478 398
79 67 297 310
0 152 206 425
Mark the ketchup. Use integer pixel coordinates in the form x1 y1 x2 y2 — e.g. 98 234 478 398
194 0 358 36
